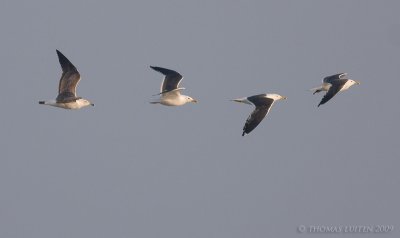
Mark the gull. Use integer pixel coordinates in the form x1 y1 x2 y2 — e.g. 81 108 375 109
232 93 287 136
310 73 360 107
39 50 94 109
150 66 197 106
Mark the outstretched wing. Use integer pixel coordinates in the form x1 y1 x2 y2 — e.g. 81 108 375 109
150 66 183 93
56 50 81 102
318 80 347 107
242 98 274 136
323 73 347 84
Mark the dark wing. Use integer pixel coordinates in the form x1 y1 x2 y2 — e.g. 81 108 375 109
56 50 81 102
150 66 183 92
323 73 347 83
242 97 274 136
318 79 347 107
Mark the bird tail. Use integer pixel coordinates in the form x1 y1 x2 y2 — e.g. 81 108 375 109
309 86 323 95
149 99 161 104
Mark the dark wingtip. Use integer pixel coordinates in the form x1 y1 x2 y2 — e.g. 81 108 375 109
149 66 159 72
242 131 246 136
39 101 45 104
56 50 67 62
55 49 77 73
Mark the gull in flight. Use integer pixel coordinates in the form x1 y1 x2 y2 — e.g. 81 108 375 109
310 73 360 107
150 66 197 106
232 93 287 136
39 50 94 109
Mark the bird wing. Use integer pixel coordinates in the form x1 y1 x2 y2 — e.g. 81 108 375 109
318 79 347 106
150 66 183 93
56 50 81 102
242 97 274 136
323 73 347 83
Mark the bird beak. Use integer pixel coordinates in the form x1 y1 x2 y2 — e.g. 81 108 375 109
282 96 287 100
230 99 242 103
356 81 361 85
192 99 198 103
91 103 95 106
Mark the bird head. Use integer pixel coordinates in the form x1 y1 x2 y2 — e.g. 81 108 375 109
79 99 95 107
266 94 287 101
186 96 198 103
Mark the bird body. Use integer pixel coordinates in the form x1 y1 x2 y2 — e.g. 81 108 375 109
150 90 193 106
39 98 93 109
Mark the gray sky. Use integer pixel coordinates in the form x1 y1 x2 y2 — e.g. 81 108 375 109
1 0 399 237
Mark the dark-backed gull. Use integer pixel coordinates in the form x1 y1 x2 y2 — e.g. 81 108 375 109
149 66 197 106
310 73 360 107
232 93 286 136
39 50 94 109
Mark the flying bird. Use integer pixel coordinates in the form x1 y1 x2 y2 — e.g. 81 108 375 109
39 50 94 109
310 73 360 107
149 66 197 106
232 94 287 136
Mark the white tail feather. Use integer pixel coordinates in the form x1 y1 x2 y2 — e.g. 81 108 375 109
309 86 322 92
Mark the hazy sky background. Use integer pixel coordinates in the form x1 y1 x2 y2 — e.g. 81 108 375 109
1 1 399 237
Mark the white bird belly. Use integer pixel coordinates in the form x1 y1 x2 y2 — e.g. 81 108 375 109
159 98 187 106
159 94 187 106
42 100 87 109
53 102 81 109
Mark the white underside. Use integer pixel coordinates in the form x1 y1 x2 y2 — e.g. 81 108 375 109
151 91 190 106
41 99 90 109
